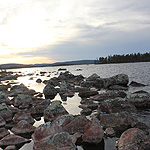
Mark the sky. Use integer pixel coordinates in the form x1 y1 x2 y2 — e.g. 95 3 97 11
0 0 150 64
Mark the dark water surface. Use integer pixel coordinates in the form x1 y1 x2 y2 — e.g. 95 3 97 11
1 62 149 150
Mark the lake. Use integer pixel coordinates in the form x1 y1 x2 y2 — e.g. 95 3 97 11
2 62 150 150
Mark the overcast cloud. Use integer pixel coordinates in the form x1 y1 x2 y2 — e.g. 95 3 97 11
0 0 150 64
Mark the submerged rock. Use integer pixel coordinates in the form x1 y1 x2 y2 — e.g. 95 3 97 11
129 81 146 87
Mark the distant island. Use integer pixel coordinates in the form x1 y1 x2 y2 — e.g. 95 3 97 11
0 60 94 69
94 52 150 64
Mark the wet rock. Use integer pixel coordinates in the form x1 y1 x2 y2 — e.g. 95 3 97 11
129 81 146 87
44 101 68 122
4 145 16 150
36 78 42 83
99 112 137 133
0 134 30 149
63 115 91 134
118 128 148 150
90 90 126 102
126 92 150 109
0 103 13 122
98 98 137 113
11 120 35 138
0 128 10 139
0 92 11 105
104 127 116 137
78 90 98 98
2 74 20 80
43 77 59 86
13 111 35 124
33 132 76 150
82 118 104 144
0 116 6 127
14 94 33 109
43 84 57 99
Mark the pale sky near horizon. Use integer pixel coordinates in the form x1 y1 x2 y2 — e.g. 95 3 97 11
0 0 150 64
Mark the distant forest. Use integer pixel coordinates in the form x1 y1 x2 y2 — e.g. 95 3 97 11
94 52 150 64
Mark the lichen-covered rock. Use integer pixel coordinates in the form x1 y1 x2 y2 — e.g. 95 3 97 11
14 94 33 109
104 127 116 137
11 120 35 137
82 118 104 144
0 128 10 139
118 128 148 150
44 101 68 122
0 134 30 148
0 92 11 105
43 84 57 99
33 132 76 150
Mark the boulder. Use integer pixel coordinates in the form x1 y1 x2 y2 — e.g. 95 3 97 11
0 128 10 139
90 90 126 102
104 127 116 137
98 98 137 113
86 73 100 81
13 111 35 124
58 71 75 80
44 101 68 122
80 108 92 116
126 92 150 109
36 79 42 83
78 90 98 98
33 132 76 150
118 128 148 150
63 115 91 134
0 116 6 127
0 92 11 105
103 74 129 88
82 118 104 144
108 85 128 90
0 85 9 91
14 94 33 109
0 103 13 122
11 120 35 138
4 145 16 150
0 134 30 149
43 84 57 99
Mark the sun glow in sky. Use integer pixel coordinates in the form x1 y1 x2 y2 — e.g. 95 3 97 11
0 0 150 64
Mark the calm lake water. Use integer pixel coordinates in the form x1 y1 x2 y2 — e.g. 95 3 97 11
2 62 150 150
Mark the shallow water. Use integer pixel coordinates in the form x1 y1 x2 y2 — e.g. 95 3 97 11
2 62 150 150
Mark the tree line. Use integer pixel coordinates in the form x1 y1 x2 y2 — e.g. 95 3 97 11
94 52 150 64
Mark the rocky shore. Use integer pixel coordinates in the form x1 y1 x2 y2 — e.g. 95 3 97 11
0 70 150 150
